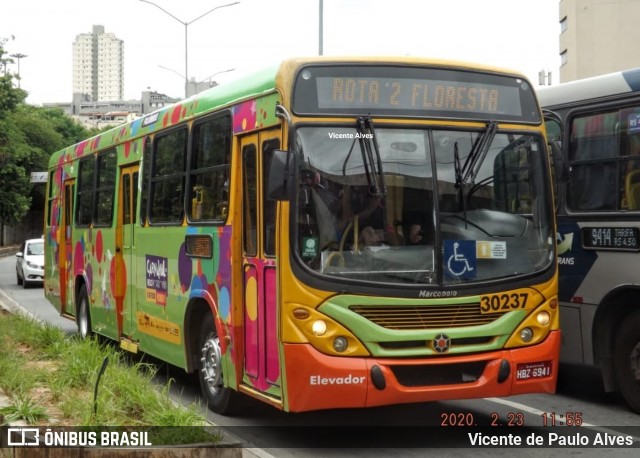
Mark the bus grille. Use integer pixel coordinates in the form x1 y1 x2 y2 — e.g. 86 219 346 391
349 303 506 330
390 361 487 387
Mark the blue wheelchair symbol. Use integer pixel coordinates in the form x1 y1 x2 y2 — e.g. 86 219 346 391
444 240 476 279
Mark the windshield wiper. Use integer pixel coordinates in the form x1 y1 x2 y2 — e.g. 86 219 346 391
357 116 386 197
461 121 498 185
454 141 468 228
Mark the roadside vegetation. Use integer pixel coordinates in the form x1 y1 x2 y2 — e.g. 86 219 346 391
1 37 108 245
0 308 219 445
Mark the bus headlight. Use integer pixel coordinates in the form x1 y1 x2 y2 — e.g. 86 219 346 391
536 311 550 326
286 304 370 356
520 327 534 342
312 320 327 336
333 336 348 352
505 296 559 348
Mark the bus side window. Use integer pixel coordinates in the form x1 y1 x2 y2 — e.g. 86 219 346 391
150 128 188 223
263 138 280 257
621 107 640 210
140 137 152 226
568 112 618 211
189 114 231 222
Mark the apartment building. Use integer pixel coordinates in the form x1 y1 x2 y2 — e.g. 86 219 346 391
72 25 124 101
559 0 640 82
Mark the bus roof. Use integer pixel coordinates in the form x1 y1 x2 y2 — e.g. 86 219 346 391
49 56 533 168
537 67 640 109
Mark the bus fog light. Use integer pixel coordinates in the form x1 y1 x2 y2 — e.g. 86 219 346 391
333 336 348 352
312 320 327 336
536 311 550 326
520 327 534 342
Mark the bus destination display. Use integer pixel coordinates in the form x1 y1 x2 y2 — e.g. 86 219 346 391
292 65 541 123
317 76 519 115
582 227 640 251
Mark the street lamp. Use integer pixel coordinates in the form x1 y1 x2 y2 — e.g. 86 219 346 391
10 53 27 88
140 0 240 98
158 66 234 96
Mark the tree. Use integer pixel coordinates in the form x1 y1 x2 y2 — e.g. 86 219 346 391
0 38 95 245
0 39 30 244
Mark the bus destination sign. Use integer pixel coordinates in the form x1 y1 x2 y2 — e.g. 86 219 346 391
292 64 541 123
316 77 518 115
582 226 640 251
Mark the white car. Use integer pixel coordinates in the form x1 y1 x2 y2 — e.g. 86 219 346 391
16 238 45 288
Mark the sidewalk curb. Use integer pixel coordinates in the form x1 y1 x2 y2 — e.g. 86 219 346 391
0 285 41 323
0 244 20 258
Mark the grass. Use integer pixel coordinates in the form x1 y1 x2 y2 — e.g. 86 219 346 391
0 308 220 445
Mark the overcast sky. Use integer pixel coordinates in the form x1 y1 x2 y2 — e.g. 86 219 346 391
1 0 560 105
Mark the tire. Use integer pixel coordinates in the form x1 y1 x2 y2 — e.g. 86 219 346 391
76 285 93 339
613 309 640 413
197 313 242 415
16 271 23 286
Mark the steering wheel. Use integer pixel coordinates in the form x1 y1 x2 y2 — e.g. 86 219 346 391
322 217 359 270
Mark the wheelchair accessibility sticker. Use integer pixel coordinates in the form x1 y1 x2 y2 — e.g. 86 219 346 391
444 240 477 279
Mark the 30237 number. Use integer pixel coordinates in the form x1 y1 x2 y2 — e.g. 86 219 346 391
480 293 529 314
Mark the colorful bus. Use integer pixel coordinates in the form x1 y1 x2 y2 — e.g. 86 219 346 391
44 57 559 414
538 68 640 413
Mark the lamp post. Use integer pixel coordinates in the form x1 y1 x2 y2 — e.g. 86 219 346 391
319 0 323 56
10 53 27 88
140 0 240 98
158 66 234 96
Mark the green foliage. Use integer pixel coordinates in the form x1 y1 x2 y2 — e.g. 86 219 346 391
0 395 49 424
0 38 94 225
0 311 212 434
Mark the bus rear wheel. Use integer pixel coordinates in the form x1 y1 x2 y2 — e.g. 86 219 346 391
613 309 640 413
198 313 241 415
77 285 93 339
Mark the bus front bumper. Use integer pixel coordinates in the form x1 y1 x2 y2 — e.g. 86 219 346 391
283 330 560 412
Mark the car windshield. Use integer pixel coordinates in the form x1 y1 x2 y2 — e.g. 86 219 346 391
293 125 554 285
27 241 44 256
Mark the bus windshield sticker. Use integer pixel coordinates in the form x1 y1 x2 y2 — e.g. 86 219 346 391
444 240 477 279
476 241 507 259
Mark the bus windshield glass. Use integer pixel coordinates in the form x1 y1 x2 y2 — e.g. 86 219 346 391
295 125 554 285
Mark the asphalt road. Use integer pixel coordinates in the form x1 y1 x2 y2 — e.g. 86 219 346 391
0 255 639 457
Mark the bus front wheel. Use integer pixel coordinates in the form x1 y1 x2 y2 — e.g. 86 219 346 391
198 313 241 415
613 309 640 413
77 285 93 339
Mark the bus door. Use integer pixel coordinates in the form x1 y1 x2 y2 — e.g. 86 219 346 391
240 130 281 396
60 179 75 316
116 165 139 338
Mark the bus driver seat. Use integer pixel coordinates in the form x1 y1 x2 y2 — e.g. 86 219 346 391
625 169 640 210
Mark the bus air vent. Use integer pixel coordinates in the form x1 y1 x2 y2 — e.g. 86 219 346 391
349 304 506 330
390 361 487 387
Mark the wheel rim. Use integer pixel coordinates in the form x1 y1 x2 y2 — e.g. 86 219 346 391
200 333 224 396
79 300 88 338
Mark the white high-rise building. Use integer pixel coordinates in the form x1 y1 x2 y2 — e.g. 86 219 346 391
72 25 124 101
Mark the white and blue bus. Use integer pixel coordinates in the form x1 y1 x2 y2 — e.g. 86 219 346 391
538 68 640 413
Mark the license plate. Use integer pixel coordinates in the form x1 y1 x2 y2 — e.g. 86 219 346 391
516 361 552 380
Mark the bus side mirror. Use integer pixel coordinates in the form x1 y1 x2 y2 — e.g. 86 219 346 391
267 149 295 201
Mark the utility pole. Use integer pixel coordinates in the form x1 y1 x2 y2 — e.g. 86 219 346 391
319 0 324 56
140 0 240 98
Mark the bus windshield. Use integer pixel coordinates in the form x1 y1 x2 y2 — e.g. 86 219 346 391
295 125 554 284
